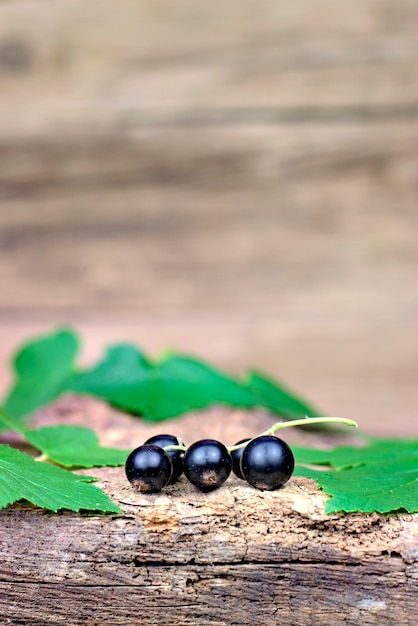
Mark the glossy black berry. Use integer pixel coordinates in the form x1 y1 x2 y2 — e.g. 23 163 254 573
231 438 251 479
144 434 184 483
125 444 173 493
240 435 295 491
183 439 232 492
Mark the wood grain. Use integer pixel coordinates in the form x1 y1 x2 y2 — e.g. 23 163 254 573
0 397 417 625
1 1 418 435
0 0 418 135
1 5 417 623
1 120 418 435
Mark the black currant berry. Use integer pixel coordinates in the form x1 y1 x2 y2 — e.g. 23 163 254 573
231 438 251 479
240 435 295 491
183 439 232 492
144 434 184 483
125 444 173 493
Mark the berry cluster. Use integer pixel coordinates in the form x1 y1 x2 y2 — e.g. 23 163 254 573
125 433 295 493
125 417 357 495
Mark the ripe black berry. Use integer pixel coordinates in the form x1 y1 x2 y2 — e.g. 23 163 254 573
240 435 295 491
231 438 251 480
125 444 173 493
183 439 232 492
144 434 184 483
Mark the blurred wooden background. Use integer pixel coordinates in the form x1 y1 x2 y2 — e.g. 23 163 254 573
0 0 417 435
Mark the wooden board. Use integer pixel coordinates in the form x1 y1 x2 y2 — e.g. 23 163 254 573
1 7 417 623
1 0 418 135
1 1 418 436
0 397 417 625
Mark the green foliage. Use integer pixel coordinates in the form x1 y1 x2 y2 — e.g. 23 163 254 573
293 439 418 513
71 345 258 420
293 438 418 469
0 409 126 513
3 328 78 421
25 425 131 469
0 408 129 471
0 444 122 513
1 328 319 423
245 371 321 419
0 328 417 517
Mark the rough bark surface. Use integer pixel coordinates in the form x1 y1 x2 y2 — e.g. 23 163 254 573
0 397 417 625
1 3 418 619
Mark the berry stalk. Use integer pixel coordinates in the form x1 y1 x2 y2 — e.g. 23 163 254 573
228 417 358 452
163 443 187 452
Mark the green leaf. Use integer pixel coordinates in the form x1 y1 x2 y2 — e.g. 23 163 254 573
154 354 257 419
0 407 26 434
70 345 257 421
293 438 418 470
0 444 122 513
2 328 79 422
24 425 131 469
245 370 321 418
1 328 323 424
69 344 154 416
294 439 418 514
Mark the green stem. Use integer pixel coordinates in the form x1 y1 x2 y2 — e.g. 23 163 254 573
35 453 50 463
265 417 358 435
228 417 358 452
163 444 187 453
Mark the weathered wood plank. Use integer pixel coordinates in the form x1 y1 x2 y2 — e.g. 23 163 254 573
1 563 416 626
1 1 418 438
0 1 418 136
0 434 416 625
0 395 417 625
1 116 418 436
1 122 418 310
1 18 417 626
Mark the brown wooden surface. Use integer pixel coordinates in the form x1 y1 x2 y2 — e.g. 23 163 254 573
0 4 418 622
0 396 417 626
1 1 418 436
